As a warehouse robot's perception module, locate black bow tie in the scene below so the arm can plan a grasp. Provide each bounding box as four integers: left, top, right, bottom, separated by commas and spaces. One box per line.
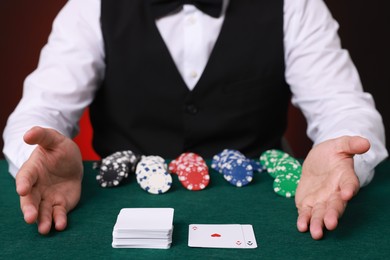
150, 0, 223, 19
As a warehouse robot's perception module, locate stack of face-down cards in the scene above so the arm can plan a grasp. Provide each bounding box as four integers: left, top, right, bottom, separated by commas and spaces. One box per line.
112, 208, 174, 249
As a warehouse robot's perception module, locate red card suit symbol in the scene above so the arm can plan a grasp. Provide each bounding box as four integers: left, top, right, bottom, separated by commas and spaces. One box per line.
211, 233, 221, 237
192, 226, 198, 230
236, 241, 242, 245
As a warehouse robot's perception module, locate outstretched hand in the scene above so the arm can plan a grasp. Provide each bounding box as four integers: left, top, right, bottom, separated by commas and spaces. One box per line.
15, 126, 83, 234
295, 136, 370, 240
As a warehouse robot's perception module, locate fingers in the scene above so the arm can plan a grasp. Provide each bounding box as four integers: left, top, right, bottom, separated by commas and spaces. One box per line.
297, 207, 311, 233
16, 153, 41, 224
18, 162, 41, 224
323, 196, 345, 231
20, 190, 41, 224
340, 179, 359, 201
37, 202, 68, 234
297, 197, 347, 240
22, 198, 68, 235
16, 163, 39, 196
308, 202, 327, 240
337, 164, 360, 201
37, 200, 54, 235
53, 206, 68, 231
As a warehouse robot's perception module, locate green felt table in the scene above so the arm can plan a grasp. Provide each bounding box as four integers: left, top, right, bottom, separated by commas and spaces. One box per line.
1, 159, 389, 259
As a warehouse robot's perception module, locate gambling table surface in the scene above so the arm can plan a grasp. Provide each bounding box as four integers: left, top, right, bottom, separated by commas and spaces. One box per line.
1, 160, 389, 259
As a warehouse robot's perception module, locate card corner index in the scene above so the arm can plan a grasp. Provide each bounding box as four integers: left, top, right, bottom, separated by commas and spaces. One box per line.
241, 224, 258, 249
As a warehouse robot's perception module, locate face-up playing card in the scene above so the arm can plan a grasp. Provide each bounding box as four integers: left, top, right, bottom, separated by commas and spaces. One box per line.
188, 224, 257, 249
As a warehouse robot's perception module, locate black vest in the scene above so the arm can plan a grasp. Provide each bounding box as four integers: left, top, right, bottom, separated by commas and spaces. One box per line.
90, 0, 291, 158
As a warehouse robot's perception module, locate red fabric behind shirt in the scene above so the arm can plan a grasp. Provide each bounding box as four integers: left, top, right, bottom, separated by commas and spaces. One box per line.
73, 109, 100, 160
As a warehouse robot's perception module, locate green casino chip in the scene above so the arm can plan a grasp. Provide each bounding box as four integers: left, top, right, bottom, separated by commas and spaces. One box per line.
260, 149, 301, 178
272, 159, 302, 178
260, 149, 289, 168
273, 174, 300, 198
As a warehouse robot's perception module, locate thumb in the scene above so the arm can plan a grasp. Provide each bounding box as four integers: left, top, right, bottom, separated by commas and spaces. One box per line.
337, 136, 367, 200
341, 136, 370, 156
23, 126, 65, 150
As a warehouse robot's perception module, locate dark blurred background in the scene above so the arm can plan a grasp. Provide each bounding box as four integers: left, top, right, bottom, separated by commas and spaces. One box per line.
0, 0, 389, 159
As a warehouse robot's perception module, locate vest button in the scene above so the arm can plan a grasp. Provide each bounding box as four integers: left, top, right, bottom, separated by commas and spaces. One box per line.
185, 104, 198, 115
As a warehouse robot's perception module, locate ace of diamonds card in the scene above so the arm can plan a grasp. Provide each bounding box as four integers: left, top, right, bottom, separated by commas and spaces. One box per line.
188, 224, 257, 249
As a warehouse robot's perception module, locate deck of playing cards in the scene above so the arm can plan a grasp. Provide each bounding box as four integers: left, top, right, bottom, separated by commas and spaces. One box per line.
112, 208, 174, 249
188, 224, 257, 249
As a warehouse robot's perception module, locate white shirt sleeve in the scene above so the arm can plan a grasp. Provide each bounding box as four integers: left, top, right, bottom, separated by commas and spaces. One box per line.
2, 0, 105, 177
284, 0, 388, 186
3, 0, 388, 184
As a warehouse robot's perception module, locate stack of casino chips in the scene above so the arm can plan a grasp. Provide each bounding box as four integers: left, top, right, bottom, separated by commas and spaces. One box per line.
95, 150, 140, 188
169, 153, 210, 191
260, 149, 302, 198
135, 156, 173, 194
211, 149, 264, 187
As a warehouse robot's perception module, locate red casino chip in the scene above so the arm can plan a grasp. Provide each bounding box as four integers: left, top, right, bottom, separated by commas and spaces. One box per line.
168, 159, 178, 173
177, 162, 210, 191
176, 153, 204, 164
170, 152, 207, 174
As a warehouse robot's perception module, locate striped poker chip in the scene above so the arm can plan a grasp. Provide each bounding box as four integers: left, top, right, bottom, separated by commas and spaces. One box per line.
176, 161, 208, 173
136, 156, 172, 194
259, 149, 302, 198
168, 159, 178, 173
249, 159, 265, 173
103, 150, 140, 165
260, 149, 290, 171
95, 150, 140, 188
136, 161, 166, 178
175, 152, 205, 164
211, 149, 245, 173
273, 173, 300, 198
177, 162, 210, 191
137, 171, 172, 194
140, 155, 165, 164
210, 154, 221, 172
170, 152, 206, 174
120, 150, 142, 172
96, 162, 127, 188
222, 158, 254, 187
260, 149, 301, 178
139, 155, 167, 170
211, 149, 261, 187
274, 160, 302, 178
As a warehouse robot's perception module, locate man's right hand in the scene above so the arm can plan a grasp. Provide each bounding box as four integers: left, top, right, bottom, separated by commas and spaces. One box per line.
15, 126, 83, 235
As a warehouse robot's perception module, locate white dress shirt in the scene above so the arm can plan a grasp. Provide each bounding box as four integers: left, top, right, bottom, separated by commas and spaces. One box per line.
3, 0, 388, 186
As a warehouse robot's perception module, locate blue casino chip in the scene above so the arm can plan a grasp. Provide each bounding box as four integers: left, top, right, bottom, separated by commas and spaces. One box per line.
222, 158, 254, 187
212, 149, 245, 172
249, 159, 265, 173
